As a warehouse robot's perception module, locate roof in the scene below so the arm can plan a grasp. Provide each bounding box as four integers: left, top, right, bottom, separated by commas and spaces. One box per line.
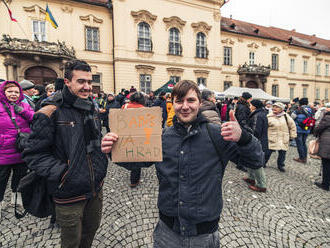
70, 0, 109, 7
221, 17, 330, 53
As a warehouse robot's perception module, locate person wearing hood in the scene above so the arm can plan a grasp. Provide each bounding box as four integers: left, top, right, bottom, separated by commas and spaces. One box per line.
35, 84, 55, 111
266, 102, 297, 172
243, 99, 268, 192
0, 81, 34, 219
199, 89, 221, 125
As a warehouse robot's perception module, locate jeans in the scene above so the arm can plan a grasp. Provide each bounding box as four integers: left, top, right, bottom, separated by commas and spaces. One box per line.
247, 167, 267, 188
0, 163, 27, 202
265, 149, 286, 168
130, 168, 141, 184
153, 220, 220, 248
296, 133, 308, 160
322, 158, 330, 187
55, 190, 103, 248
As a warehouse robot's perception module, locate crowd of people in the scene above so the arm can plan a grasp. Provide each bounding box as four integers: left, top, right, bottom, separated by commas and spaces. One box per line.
0, 59, 329, 247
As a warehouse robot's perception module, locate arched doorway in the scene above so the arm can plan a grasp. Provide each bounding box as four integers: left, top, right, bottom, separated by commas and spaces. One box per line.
246, 80, 258, 88
24, 66, 57, 85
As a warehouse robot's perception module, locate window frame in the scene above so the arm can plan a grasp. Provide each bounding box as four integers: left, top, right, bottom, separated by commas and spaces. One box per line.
303, 60, 308, 74
197, 77, 207, 87
303, 87, 307, 98
169, 27, 182, 56
325, 64, 329, 76
224, 81, 232, 91
170, 76, 181, 83
140, 74, 152, 94
271, 85, 279, 97
316, 62, 321, 76
290, 58, 295, 73
289, 87, 294, 99
223, 47, 232, 66
85, 26, 100, 51
196, 32, 208, 59
32, 20, 46, 42
249, 52, 255, 65
271, 54, 279, 70
138, 22, 152, 52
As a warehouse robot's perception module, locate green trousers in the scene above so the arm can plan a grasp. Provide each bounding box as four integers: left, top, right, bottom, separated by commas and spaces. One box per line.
55, 190, 103, 248
247, 167, 267, 188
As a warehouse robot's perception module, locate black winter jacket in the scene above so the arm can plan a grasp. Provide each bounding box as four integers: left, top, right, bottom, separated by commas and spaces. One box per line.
23, 87, 108, 204
235, 100, 250, 125
248, 108, 269, 152
314, 111, 330, 159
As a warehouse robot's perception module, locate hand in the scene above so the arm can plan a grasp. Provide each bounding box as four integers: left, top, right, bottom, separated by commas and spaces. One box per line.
13, 103, 24, 114
221, 110, 242, 142
101, 132, 119, 153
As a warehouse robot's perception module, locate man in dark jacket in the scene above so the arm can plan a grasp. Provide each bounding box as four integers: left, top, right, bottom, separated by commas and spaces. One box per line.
101, 80, 263, 247
153, 91, 167, 127
23, 60, 108, 248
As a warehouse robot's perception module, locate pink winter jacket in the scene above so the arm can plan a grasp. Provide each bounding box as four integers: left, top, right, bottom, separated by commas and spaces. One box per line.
0, 81, 34, 165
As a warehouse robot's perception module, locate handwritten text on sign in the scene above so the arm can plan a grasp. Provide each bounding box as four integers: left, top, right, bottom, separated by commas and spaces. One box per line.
109, 107, 163, 162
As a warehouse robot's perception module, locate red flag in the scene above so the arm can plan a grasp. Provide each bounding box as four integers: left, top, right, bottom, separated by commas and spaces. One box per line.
2, 0, 17, 22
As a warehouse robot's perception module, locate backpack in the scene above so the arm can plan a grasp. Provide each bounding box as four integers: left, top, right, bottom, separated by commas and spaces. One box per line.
299, 107, 315, 131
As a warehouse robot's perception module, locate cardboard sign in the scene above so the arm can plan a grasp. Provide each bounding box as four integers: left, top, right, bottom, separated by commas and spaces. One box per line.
109, 107, 163, 162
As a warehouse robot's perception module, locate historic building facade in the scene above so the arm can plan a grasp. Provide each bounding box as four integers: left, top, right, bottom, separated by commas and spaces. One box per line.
1, 0, 329, 101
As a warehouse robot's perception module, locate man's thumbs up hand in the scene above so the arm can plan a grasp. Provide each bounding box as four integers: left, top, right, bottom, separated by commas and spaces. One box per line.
221, 110, 242, 142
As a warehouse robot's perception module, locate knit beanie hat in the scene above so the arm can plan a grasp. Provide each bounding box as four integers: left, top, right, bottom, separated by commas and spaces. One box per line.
250, 99, 263, 109
273, 102, 285, 110
242, 92, 252, 100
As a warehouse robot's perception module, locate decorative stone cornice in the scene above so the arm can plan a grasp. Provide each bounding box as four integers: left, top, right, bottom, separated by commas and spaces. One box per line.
163, 16, 186, 31
61, 5, 73, 13
23, 5, 46, 15
135, 64, 155, 74
237, 63, 271, 76
191, 22, 212, 35
166, 67, 184, 75
131, 10, 157, 26
270, 46, 281, 53
303, 55, 310, 59
0, 34, 76, 59
221, 38, 235, 45
193, 69, 209, 78
80, 14, 103, 24
289, 53, 297, 57
247, 42, 259, 49
213, 10, 221, 21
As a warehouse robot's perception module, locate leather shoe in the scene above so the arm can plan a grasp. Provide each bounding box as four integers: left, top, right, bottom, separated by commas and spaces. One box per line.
278, 167, 286, 172
248, 185, 266, 193
314, 182, 329, 191
293, 158, 306, 164
243, 177, 255, 185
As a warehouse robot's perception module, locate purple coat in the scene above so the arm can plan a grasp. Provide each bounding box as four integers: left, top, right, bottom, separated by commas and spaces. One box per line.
0, 81, 34, 165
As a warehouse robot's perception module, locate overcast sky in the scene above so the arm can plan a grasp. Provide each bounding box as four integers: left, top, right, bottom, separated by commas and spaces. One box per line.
221, 0, 330, 40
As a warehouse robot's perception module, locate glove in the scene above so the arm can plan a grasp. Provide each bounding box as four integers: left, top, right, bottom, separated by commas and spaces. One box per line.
13, 103, 24, 114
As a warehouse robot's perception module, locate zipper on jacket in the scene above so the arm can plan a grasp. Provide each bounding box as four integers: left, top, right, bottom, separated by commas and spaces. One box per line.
87, 153, 96, 197
57, 121, 75, 127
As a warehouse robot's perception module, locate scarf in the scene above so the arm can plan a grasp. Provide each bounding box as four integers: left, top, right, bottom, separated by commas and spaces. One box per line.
62, 86, 100, 153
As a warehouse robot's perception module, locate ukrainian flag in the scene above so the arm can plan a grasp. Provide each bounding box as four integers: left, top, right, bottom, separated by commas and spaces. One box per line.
45, 4, 58, 29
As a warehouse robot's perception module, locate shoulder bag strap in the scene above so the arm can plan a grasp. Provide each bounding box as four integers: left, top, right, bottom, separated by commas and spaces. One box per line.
206, 123, 226, 175
2, 103, 21, 132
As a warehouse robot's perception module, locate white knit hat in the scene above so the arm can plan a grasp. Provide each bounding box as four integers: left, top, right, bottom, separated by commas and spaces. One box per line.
273, 102, 285, 110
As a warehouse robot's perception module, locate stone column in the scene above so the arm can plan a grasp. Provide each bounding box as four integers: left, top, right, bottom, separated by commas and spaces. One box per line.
4, 56, 18, 81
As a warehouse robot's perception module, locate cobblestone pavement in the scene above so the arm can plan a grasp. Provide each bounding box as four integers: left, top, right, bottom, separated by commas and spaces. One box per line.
1, 142, 330, 248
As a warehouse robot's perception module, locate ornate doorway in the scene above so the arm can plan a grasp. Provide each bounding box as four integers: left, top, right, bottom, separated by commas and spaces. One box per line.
24, 66, 57, 85
246, 80, 258, 88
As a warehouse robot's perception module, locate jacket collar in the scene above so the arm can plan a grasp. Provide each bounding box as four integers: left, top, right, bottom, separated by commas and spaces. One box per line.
62, 86, 93, 112
173, 114, 208, 136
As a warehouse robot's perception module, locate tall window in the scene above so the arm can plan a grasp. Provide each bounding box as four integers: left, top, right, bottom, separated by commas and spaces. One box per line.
140, 74, 151, 94
325, 64, 329, 76
223, 47, 232, 65
315, 88, 320, 99
303, 60, 308, 73
272, 85, 278, 97
224, 81, 232, 91
170, 76, 180, 83
271, 54, 279, 70
33, 20, 46, 42
325, 89, 328, 100
169, 28, 181, 55
290, 87, 294, 99
86, 27, 99, 51
249, 52, 255, 65
138, 22, 152, 52
197, 77, 206, 86
196, 32, 207, 58
303, 87, 307, 98
290, 58, 295, 72
92, 74, 101, 84
316, 62, 321, 75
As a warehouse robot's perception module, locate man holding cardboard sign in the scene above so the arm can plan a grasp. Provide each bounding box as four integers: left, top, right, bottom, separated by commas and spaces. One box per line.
102, 80, 264, 247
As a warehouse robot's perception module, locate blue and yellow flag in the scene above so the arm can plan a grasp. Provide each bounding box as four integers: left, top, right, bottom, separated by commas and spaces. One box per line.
45, 4, 58, 29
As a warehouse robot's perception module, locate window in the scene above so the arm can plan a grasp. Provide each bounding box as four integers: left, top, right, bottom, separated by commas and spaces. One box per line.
196, 32, 207, 58
169, 28, 182, 55
290, 87, 294, 99
223, 47, 232, 65
303, 60, 308, 73
197, 77, 206, 87
325, 88, 328, 100
315, 88, 320, 99
316, 62, 321, 75
303, 87, 307, 98
249, 52, 255, 65
271, 85, 278, 97
33, 20, 46, 42
86, 27, 99, 51
92, 74, 101, 84
271, 54, 279, 70
224, 81, 232, 91
140, 74, 151, 94
170, 76, 180, 83
325, 64, 329, 76
138, 22, 152, 52
290, 58, 295, 73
